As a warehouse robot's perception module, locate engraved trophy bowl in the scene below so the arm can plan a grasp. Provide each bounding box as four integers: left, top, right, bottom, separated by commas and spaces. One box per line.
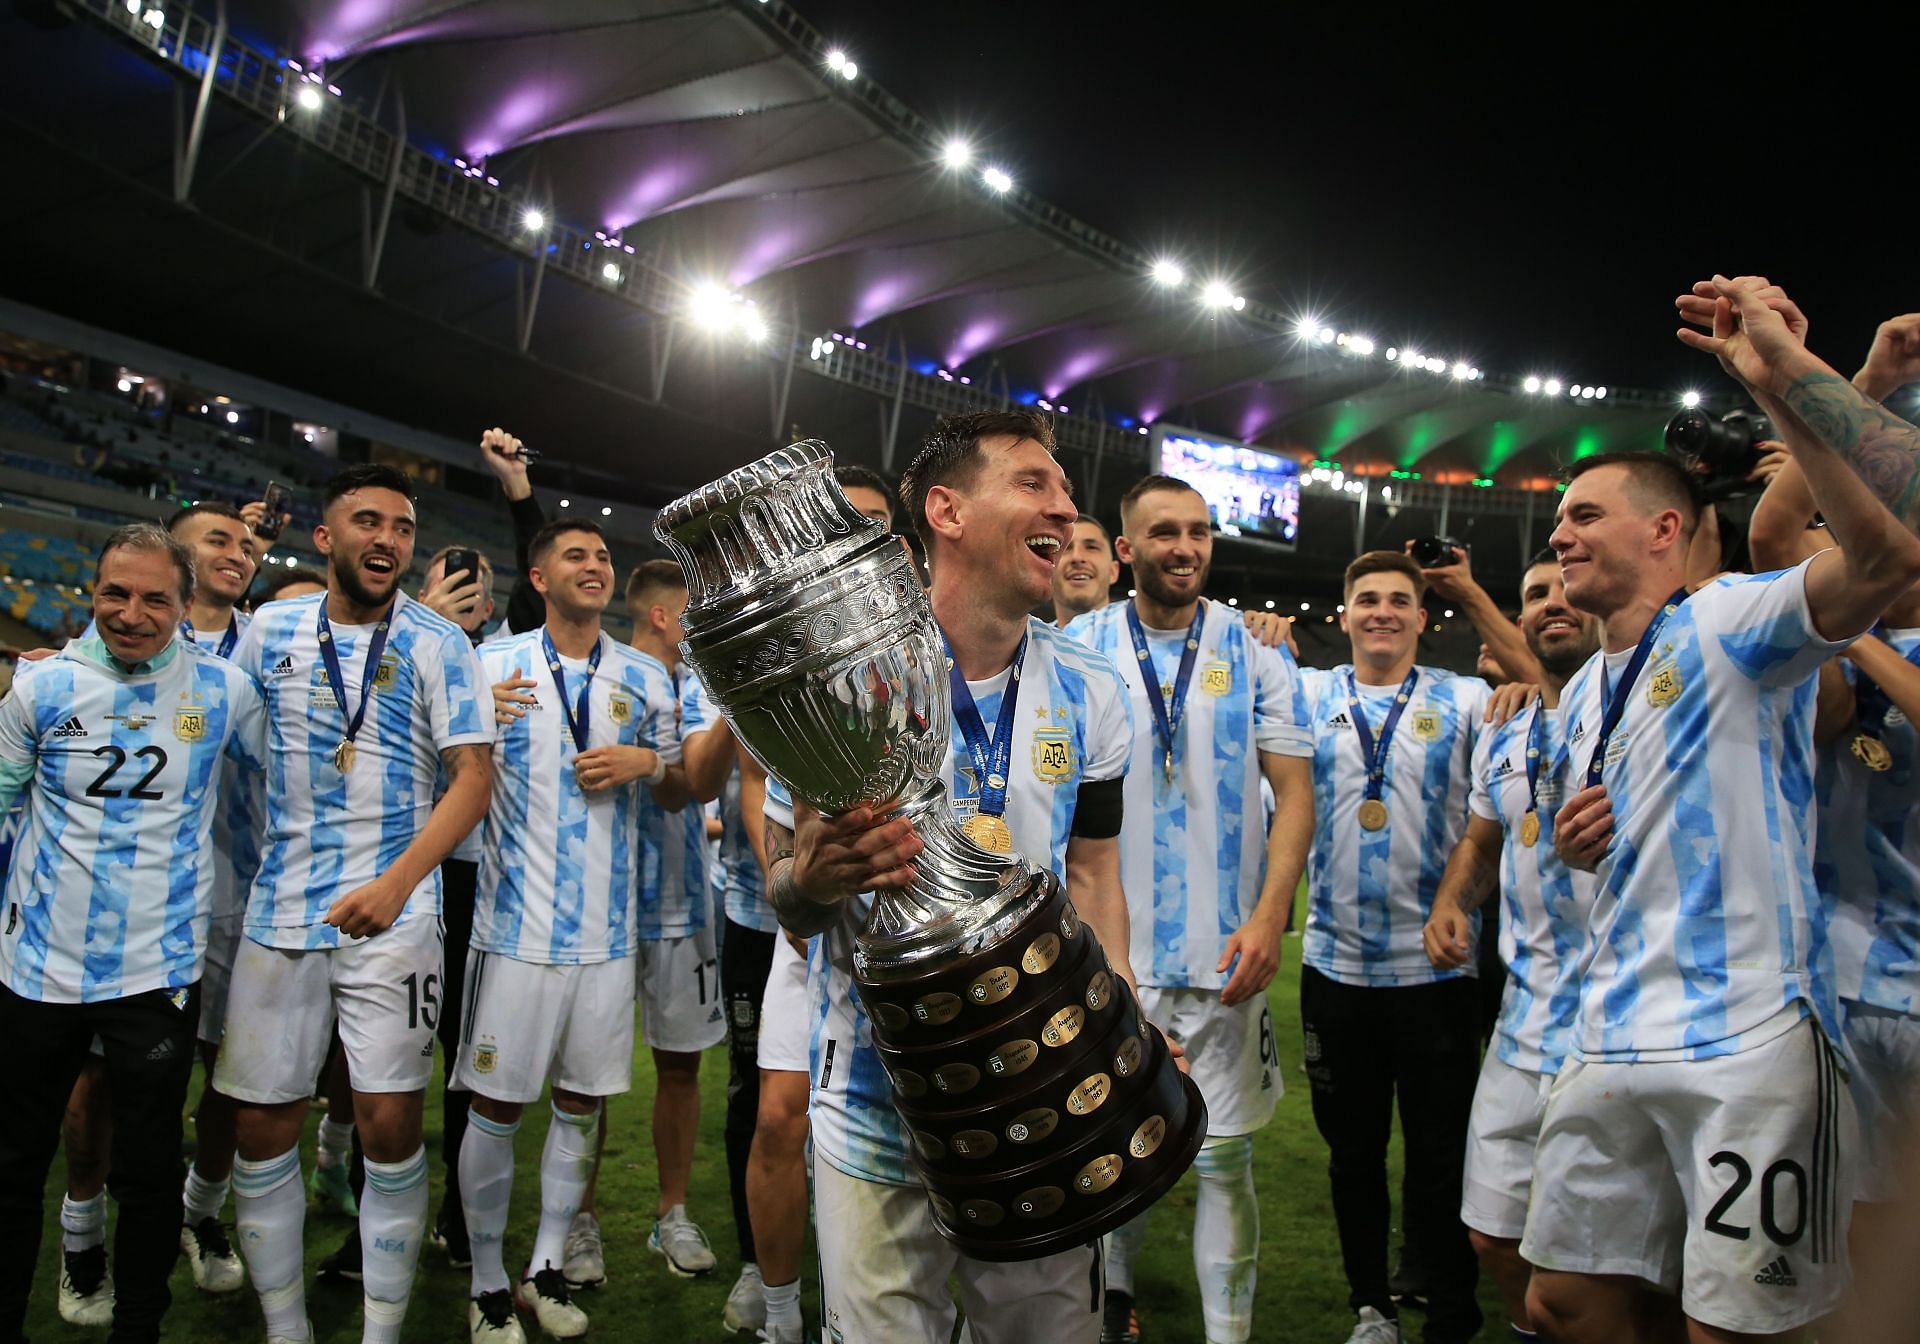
655, 440, 1205, 1261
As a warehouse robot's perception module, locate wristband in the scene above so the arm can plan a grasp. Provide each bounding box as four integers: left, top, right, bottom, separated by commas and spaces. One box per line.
645, 753, 669, 786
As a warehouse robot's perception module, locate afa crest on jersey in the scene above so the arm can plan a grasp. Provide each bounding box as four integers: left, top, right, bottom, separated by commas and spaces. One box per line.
1032, 728, 1074, 784
608, 693, 633, 725
173, 707, 207, 743
1202, 660, 1232, 696
471, 1041, 497, 1074
372, 655, 400, 692
1647, 661, 1683, 708
1410, 709, 1442, 742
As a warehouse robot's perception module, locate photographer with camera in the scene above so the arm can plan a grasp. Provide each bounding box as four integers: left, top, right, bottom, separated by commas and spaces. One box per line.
1405, 539, 1546, 690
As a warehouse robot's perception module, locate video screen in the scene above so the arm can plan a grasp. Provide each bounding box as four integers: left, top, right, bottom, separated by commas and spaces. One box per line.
1153, 427, 1300, 548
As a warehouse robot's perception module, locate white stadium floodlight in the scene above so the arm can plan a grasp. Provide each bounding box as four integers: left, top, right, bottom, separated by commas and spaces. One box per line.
1594, 385, 1607, 399
1201, 281, 1235, 309
296, 84, 322, 111
1523, 376, 1542, 394
982, 166, 1013, 194
1451, 362, 1470, 380
688, 282, 737, 332
825, 50, 846, 72
521, 208, 546, 232
1150, 259, 1185, 286
1543, 379, 1561, 396
941, 139, 973, 170
1682, 390, 1701, 408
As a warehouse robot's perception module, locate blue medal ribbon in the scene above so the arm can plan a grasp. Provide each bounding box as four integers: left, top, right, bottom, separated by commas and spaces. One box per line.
1345, 667, 1420, 802
182, 616, 238, 660
1126, 599, 1206, 783
1584, 587, 1688, 788
946, 631, 1027, 820
1524, 699, 1546, 813
316, 600, 395, 756
544, 628, 604, 753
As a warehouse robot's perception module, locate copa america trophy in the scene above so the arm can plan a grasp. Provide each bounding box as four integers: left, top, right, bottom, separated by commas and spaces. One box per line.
654, 440, 1205, 1262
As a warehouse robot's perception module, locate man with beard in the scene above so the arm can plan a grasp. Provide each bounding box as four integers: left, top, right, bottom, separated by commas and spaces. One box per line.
1067, 475, 1315, 1344
1421, 550, 1599, 1337
1054, 514, 1120, 627
0, 524, 266, 1344
1299, 550, 1491, 1344
218, 464, 494, 1344
456, 520, 674, 1343
764, 410, 1135, 1343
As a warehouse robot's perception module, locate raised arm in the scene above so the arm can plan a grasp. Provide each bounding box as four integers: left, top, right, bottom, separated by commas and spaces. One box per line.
1411, 543, 1546, 687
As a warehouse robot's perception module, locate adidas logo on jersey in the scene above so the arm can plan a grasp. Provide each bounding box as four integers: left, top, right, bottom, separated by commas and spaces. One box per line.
270, 655, 296, 677
1568, 720, 1588, 745
1489, 755, 1514, 779
1326, 712, 1351, 728
1754, 1256, 1797, 1287
51, 715, 88, 739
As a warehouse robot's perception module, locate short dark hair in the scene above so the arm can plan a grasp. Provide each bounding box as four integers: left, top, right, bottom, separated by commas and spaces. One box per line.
626, 557, 687, 610
323, 463, 415, 511
1343, 549, 1426, 601
898, 410, 1057, 557
833, 464, 894, 518
1118, 474, 1204, 532
96, 522, 195, 605
258, 564, 328, 601
1520, 547, 1560, 601
529, 519, 608, 571
1073, 513, 1111, 542
1564, 451, 1701, 535
165, 501, 247, 535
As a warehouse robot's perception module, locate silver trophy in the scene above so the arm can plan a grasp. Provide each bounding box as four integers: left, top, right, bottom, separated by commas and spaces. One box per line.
655, 440, 1204, 1260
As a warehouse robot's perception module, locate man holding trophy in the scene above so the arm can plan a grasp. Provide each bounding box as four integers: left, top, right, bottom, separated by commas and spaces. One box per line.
656, 411, 1184, 1343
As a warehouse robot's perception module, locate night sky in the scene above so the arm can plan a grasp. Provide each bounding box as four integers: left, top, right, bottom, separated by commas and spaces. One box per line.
798, 2, 1911, 395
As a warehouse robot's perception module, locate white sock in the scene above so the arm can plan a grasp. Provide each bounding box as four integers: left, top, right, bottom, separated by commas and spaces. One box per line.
1193, 1136, 1259, 1344
460, 1109, 520, 1296
528, 1104, 598, 1275
182, 1165, 230, 1226
1102, 1211, 1147, 1298
359, 1146, 428, 1338
764, 1276, 802, 1332
60, 1193, 107, 1253
316, 1116, 354, 1170
232, 1147, 308, 1340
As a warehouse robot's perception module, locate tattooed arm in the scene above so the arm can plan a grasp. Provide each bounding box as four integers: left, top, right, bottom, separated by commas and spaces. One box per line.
1422, 814, 1503, 971
765, 802, 923, 940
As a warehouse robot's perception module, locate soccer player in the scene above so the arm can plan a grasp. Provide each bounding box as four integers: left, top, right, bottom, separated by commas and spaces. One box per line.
1420, 550, 1600, 1336
1068, 475, 1314, 1344
1298, 550, 1491, 1344
454, 519, 677, 1343
168, 501, 271, 1294
217, 464, 494, 1344
1054, 514, 1120, 627
767, 409, 1135, 1343
0, 523, 266, 1344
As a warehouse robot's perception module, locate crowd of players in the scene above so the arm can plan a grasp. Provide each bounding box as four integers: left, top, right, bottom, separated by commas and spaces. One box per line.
2, 275, 1919, 1344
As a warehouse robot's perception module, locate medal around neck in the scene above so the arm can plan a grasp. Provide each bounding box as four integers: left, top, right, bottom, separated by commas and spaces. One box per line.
655, 440, 1205, 1261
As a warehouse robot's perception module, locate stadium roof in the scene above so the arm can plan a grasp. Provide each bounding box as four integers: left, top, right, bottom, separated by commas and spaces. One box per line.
0, 0, 1681, 499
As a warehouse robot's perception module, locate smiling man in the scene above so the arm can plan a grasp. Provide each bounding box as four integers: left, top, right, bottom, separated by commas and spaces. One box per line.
1068, 475, 1314, 1344
1054, 514, 1121, 627
1420, 550, 1600, 1337
0, 524, 266, 1344
763, 409, 1135, 1343
1299, 551, 1491, 1344
216, 464, 494, 1344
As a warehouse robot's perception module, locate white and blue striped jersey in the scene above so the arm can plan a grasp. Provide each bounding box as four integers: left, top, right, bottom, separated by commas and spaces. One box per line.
1467, 704, 1594, 1073
1300, 666, 1489, 987
232, 591, 493, 950
1812, 628, 1920, 1016
0, 634, 266, 1002
767, 617, 1134, 1185
636, 668, 708, 940
473, 629, 668, 964
719, 766, 776, 934
1555, 561, 1846, 1062
185, 614, 260, 922
1068, 600, 1312, 989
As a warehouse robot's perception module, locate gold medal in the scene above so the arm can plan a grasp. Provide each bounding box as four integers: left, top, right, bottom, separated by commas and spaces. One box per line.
333, 739, 357, 774
1357, 798, 1389, 831
964, 812, 1015, 853
1519, 810, 1541, 848
1852, 734, 1894, 772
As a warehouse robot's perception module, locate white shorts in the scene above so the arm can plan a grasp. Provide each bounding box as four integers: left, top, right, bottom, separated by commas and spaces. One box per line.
1135, 985, 1279, 1137
1461, 1050, 1551, 1240
1842, 1001, 1920, 1203
1520, 1015, 1855, 1334
636, 927, 725, 1053
196, 915, 244, 1047
757, 932, 811, 1073
213, 918, 443, 1104
812, 1152, 1100, 1344
452, 952, 637, 1103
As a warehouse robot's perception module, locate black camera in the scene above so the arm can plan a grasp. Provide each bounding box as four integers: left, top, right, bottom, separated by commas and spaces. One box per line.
1409, 536, 1465, 568
1663, 407, 1772, 502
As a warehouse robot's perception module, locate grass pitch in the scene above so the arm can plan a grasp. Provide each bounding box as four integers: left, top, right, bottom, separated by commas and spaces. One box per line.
28, 930, 1508, 1341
